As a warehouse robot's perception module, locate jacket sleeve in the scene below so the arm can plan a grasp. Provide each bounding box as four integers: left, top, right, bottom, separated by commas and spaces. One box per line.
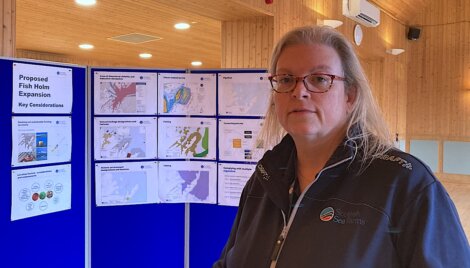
395, 180, 470, 267
212, 176, 254, 268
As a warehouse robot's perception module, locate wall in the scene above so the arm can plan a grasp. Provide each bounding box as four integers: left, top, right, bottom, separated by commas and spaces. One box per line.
406, 0, 470, 235
221, 0, 408, 136
1, 0, 15, 57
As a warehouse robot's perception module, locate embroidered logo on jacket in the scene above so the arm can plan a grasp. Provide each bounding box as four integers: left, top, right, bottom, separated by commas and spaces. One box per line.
256, 164, 270, 181
321, 207, 366, 225
320, 207, 335, 221
377, 154, 413, 170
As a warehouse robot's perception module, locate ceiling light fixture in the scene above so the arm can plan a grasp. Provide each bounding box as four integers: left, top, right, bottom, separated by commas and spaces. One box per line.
386, 48, 405, 55
317, 19, 343, 28
139, 53, 152, 59
79, 43, 94, 50
191, 61, 202, 66
75, 0, 96, 6
174, 23, 190, 30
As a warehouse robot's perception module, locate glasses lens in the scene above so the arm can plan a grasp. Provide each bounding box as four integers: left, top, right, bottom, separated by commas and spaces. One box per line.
305, 74, 332, 92
272, 75, 295, 92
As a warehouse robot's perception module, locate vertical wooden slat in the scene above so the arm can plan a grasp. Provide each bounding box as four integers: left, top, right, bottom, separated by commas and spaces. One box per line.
1, 0, 16, 57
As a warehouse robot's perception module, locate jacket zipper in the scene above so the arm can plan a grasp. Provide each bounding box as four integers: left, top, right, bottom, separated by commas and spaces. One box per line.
269, 155, 353, 268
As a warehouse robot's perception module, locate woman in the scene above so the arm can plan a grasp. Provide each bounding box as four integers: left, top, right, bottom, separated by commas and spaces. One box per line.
214, 25, 470, 267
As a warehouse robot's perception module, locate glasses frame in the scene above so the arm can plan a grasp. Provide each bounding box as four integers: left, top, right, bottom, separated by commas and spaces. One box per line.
268, 73, 346, 93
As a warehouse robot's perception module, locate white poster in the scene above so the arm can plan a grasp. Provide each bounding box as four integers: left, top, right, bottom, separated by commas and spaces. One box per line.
218, 72, 271, 116
158, 73, 216, 116
94, 117, 157, 160
158, 117, 216, 160
12, 116, 72, 167
95, 161, 159, 206
218, 163, 255, 206
94, 71, 158, 115
158, 161, 217, 204
12, 62, 73, 114
11, 164, 72, 221
219, 118, 265, 162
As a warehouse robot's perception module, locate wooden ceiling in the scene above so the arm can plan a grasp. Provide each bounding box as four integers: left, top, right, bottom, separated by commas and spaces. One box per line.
16, 0, 438, 68
16, 0, 272, 68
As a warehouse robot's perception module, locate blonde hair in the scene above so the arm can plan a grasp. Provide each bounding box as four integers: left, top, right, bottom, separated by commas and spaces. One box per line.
258, 25, 393, 164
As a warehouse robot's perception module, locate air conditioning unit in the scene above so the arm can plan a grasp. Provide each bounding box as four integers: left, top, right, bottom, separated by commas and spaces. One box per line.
342, 0, 380, 27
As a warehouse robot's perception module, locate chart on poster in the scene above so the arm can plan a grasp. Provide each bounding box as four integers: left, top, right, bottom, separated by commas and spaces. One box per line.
158, 161, 217, 204
95, 161, 159, 206
158, 73, 216, 116
94, 71, 158, 115
11, 116, 72, 167
218, 72, 270, 116
94, 117, 157, 160
218, 118, 265, 162
11, 164, 72, 221
158, 117, 216, 160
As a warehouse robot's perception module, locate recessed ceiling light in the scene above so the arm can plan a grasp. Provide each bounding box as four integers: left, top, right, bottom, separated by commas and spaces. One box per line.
174, 23, 190, 30
75, 0, 96, 6
191, 61, 202, 66
79, 43, 94, 50
139, 53, 152, 59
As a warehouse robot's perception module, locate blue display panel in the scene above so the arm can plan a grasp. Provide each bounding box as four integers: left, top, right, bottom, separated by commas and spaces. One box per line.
1, 59, 86, 268
189, 204, 238, 267
90, 68, 185, 268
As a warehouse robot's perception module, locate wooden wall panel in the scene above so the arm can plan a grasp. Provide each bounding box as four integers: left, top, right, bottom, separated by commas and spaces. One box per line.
407, 23, 470, 139
16, 49, 115, 67
223, 0, 408, 135
221, 16, 273, 68
1, 0, 15, 57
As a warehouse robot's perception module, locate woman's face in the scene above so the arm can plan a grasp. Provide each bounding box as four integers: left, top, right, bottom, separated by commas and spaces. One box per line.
273, 43, 356, 142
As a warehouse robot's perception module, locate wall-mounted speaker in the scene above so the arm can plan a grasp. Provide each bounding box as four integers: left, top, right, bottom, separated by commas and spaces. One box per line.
407, 27, 421, 40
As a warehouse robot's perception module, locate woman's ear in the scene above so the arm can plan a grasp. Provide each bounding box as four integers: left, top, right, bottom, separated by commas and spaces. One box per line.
346, 86, 357, 113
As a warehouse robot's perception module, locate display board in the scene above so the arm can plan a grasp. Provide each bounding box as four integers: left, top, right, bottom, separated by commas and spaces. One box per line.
90, 67, 269, 267
1, 58, 86, 268
90, 68, 185, 268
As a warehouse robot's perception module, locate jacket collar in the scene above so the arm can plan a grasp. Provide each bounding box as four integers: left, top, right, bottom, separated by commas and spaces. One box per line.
255, 131, 359, 213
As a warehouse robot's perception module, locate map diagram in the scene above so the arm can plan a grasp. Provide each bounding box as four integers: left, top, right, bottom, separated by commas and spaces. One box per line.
100, 171, 147, 205
95, 162, 158, 206
94, 117, 157, 160
98, 82, 138, 113
98, 126, 146, 159
158, 162, 216, 203
158, 73, 216, 115
218, 73, 271, 116
94, 72, 158, 115
162, 83, 192, 113
159, 119, 217, 160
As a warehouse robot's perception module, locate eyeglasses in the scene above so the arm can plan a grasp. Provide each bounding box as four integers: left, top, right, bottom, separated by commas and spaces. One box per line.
268, 73, 346, 93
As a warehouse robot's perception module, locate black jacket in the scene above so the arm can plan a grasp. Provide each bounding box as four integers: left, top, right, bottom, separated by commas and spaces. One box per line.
214, 134, 470, 267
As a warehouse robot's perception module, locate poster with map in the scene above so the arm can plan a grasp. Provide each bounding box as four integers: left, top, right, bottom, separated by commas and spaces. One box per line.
158, 161, 216, 204
12, 116, 72, 167
95, 161, 159, 206
94, 71, 157, 115
11, 164, 72, 221
158, 117, 216, 160
94, 117, 157, 160
218, 72, 271, 116
218, 118, 265, 162
157, 73, 216, 116
218, 163, 255, 206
